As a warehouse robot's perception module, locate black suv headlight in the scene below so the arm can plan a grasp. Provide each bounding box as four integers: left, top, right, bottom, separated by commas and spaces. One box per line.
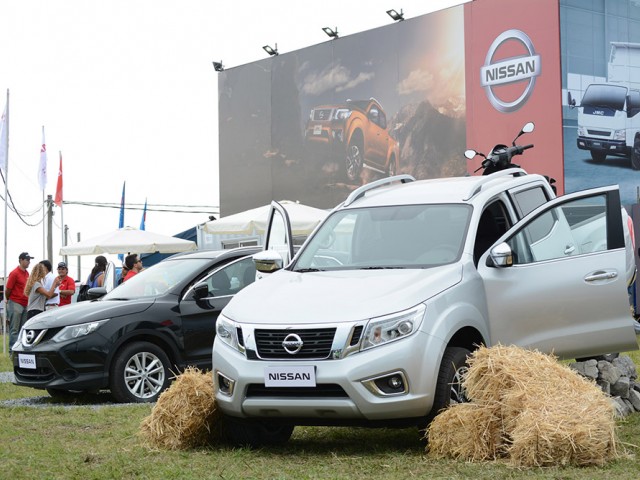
52, 320, 109, 343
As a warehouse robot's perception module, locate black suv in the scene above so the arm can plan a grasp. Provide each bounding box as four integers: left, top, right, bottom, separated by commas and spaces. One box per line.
12, 247, 259, 402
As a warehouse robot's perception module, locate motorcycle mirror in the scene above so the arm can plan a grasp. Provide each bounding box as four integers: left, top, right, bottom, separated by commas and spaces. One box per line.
522, 122, 534, 133
464, 149, 478, 160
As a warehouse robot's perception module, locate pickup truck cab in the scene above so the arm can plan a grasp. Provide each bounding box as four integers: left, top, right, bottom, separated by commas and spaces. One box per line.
212, 171, 639, 446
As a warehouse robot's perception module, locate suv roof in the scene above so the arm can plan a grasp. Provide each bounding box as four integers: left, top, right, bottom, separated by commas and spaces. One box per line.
342, 170, 548, 209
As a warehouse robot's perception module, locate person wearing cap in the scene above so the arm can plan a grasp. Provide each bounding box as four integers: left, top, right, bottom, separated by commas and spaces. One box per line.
56, 262, 76, 306
4, 252, 33, 350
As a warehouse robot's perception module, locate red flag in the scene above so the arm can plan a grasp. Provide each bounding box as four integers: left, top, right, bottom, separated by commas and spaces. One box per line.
54, 152, 63, 207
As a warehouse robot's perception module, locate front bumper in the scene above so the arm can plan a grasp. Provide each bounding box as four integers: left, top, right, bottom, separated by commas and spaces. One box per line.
212, 330, 445, 424
12, 339, 110, 391
577, 136, 628, 155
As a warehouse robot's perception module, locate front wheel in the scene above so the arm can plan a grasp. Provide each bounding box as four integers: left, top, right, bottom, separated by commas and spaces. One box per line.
631, 136, 640, 170
109, 342, 172, 403
345, 137, 363, 182
590, 150, 606, 163
387, 156, 397, 177
421, 346, 470, 430
222, 416, 294, 447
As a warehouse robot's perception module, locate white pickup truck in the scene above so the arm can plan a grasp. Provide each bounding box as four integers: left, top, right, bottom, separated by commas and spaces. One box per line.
212, 158, 639, 446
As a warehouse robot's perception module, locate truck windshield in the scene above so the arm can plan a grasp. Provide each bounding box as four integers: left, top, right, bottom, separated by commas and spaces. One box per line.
292, 204, 471, 271
581, 84, 627, 111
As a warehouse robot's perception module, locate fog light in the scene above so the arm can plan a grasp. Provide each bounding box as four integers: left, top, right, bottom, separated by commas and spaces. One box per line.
217, 372, 235, 396
362, 371, 408, 396
388, 375, 403, 389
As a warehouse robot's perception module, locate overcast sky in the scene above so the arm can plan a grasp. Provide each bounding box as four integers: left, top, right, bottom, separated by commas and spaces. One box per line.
0, 0, 466, 279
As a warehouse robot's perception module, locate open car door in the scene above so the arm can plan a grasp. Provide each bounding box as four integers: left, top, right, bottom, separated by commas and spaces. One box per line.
479, 185, 638, 359
254, 201, 294, 278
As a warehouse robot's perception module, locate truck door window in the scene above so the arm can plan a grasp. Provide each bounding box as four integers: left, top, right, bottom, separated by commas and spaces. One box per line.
511, 187, 549, 218
474, 201, 511, 265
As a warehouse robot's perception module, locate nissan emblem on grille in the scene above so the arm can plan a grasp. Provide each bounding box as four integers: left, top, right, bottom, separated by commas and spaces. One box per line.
25, 330, 36, 345
282, 333, 304, 354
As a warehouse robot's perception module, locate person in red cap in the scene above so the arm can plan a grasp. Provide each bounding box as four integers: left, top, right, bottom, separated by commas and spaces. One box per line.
4, 252, 33, 350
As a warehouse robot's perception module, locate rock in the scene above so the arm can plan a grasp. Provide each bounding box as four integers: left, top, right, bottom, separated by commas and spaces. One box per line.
612, 356, 637, 380
597, 380, 611, 395
629, 388, 640, 412
598, 361, 622, 384
570, 359, 598, 379
612, 397, 633, 418
611, 376, 631, 398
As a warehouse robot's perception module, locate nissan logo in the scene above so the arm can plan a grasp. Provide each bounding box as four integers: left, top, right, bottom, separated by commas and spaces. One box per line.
282, 333, 304, 355
480, 29, 541, 113
25, 330, 36, 344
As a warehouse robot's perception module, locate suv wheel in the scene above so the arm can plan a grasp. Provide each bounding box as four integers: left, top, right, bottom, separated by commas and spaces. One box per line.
422, 346, 470, 430
109, 342, 171, 403
632, 136, 640, 170
223, 416, 294, 447
346, 137, 363, 182
387, 156, 397, 177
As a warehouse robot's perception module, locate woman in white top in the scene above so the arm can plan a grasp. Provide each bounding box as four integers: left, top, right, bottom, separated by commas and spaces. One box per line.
24, 263, 61, 320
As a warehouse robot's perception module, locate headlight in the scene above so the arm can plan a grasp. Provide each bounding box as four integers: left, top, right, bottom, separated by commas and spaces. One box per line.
216, 315, 240, 351
577, 126, 586, 137
334, 108, 352, 120
613, 129, 626, 141
362, 304, 426, 350
53, 320, 109, 343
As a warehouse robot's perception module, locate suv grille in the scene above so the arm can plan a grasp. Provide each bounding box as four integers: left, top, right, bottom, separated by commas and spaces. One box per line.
246, 383, 348, 398
587, 129, 609, 137
255, 328, 336, 359
312, 109, 333, 121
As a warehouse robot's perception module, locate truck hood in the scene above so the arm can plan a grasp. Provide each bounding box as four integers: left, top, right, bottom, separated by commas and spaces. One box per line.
23, 299, 154, 329
224, 264, 463, 325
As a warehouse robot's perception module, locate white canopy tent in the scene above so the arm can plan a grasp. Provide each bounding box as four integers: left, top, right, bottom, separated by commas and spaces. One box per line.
203, 200, 329, 237
59, 226, 197, 256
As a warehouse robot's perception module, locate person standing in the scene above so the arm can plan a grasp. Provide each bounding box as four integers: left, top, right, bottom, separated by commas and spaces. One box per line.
40, 260, 60, 311
86, 255, 108, 288
123, 254, 143, 282
56, 262, 76, 306
5, 252, 33, 350
24, 263, 61, 320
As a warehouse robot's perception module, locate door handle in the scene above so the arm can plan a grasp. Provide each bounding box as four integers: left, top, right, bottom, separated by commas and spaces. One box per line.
584, 271, 618, 282
564, 244, 575, 255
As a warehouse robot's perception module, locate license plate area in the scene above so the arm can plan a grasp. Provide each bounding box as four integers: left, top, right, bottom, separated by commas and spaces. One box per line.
18, 354, 37, 370
313, 125, 322, 135
264, 365, 316, 387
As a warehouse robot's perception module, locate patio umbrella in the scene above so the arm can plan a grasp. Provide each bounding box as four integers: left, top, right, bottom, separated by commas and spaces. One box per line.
59, 226, 197, 256
203, 200, 328, 236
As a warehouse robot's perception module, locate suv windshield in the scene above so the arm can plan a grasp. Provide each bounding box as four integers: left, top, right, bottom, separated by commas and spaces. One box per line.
102, 258, 211, 299
292, 204, 471, 270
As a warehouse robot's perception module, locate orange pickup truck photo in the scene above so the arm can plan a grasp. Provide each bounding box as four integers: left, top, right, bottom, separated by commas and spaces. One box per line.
304, 98, 400, 182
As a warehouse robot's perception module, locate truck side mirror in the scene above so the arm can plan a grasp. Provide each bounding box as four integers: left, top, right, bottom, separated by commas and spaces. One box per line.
567, 91, 576, 109
488, 242, 513, 268
253, 250, 284, 274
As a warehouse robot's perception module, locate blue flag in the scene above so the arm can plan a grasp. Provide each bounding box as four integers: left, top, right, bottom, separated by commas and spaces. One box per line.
140, 198, 147, 231
118, 181, 126, 261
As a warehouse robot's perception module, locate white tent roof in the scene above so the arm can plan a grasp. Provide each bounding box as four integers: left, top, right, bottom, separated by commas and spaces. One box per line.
59, 226, 197, 256
203, 200, 328, 236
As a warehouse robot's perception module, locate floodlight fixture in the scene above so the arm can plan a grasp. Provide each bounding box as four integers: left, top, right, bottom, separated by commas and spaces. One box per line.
212, 61, 224, 72
263, 43, 279, 56
322, 27, 339, 39
386, 9, 404, 21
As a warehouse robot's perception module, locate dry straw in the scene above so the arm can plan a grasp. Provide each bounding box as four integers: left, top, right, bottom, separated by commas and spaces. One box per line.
139, 367, 223, 450
427, 344, 619, 467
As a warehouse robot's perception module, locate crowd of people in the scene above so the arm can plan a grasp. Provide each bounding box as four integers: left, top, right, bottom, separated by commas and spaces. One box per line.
3, 251, 143, 352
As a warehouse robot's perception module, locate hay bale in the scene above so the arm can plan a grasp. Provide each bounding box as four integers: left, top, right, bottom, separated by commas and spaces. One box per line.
427, 403, 504, 461
427, 344, 620, 467
139, 367, 223, 450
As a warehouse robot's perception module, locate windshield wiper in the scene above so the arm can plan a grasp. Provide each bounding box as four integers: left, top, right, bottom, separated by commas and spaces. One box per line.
359, 266, 405, 270
294, 268, 325, 273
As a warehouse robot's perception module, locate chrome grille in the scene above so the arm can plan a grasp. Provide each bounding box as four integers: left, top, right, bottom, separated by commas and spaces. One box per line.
255, 328, 336, 359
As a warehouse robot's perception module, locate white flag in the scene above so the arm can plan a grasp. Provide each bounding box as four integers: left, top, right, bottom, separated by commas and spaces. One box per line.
38, 126, 47, 191
0, 102, 7, 174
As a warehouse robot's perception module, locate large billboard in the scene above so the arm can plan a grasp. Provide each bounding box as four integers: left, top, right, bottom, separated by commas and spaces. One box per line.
219, 0, 640, 215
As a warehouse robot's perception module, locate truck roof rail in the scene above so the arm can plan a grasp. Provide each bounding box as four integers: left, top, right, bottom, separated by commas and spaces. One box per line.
463, 168, 528, 201
344, 175, 415, 207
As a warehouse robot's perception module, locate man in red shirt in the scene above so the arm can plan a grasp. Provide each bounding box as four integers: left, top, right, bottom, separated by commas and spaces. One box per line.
56, 262, 76, 307
5, 252, 33, 350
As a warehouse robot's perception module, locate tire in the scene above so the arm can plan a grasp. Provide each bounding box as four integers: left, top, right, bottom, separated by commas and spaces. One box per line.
109, 341, 172, 403
590, 150, 606, 163
632, 136, 640, 171
421, 346, 470, 430
222, 416, 294, 448
345, 136, 363, 182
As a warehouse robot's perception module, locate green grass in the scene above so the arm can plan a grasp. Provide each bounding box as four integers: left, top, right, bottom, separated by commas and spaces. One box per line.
1, 335, 640, 479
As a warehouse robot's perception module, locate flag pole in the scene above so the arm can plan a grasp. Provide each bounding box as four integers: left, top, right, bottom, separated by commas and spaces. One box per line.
57, 151, 64, 256
2, 89, 9, 354
41, 126, 46, 258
